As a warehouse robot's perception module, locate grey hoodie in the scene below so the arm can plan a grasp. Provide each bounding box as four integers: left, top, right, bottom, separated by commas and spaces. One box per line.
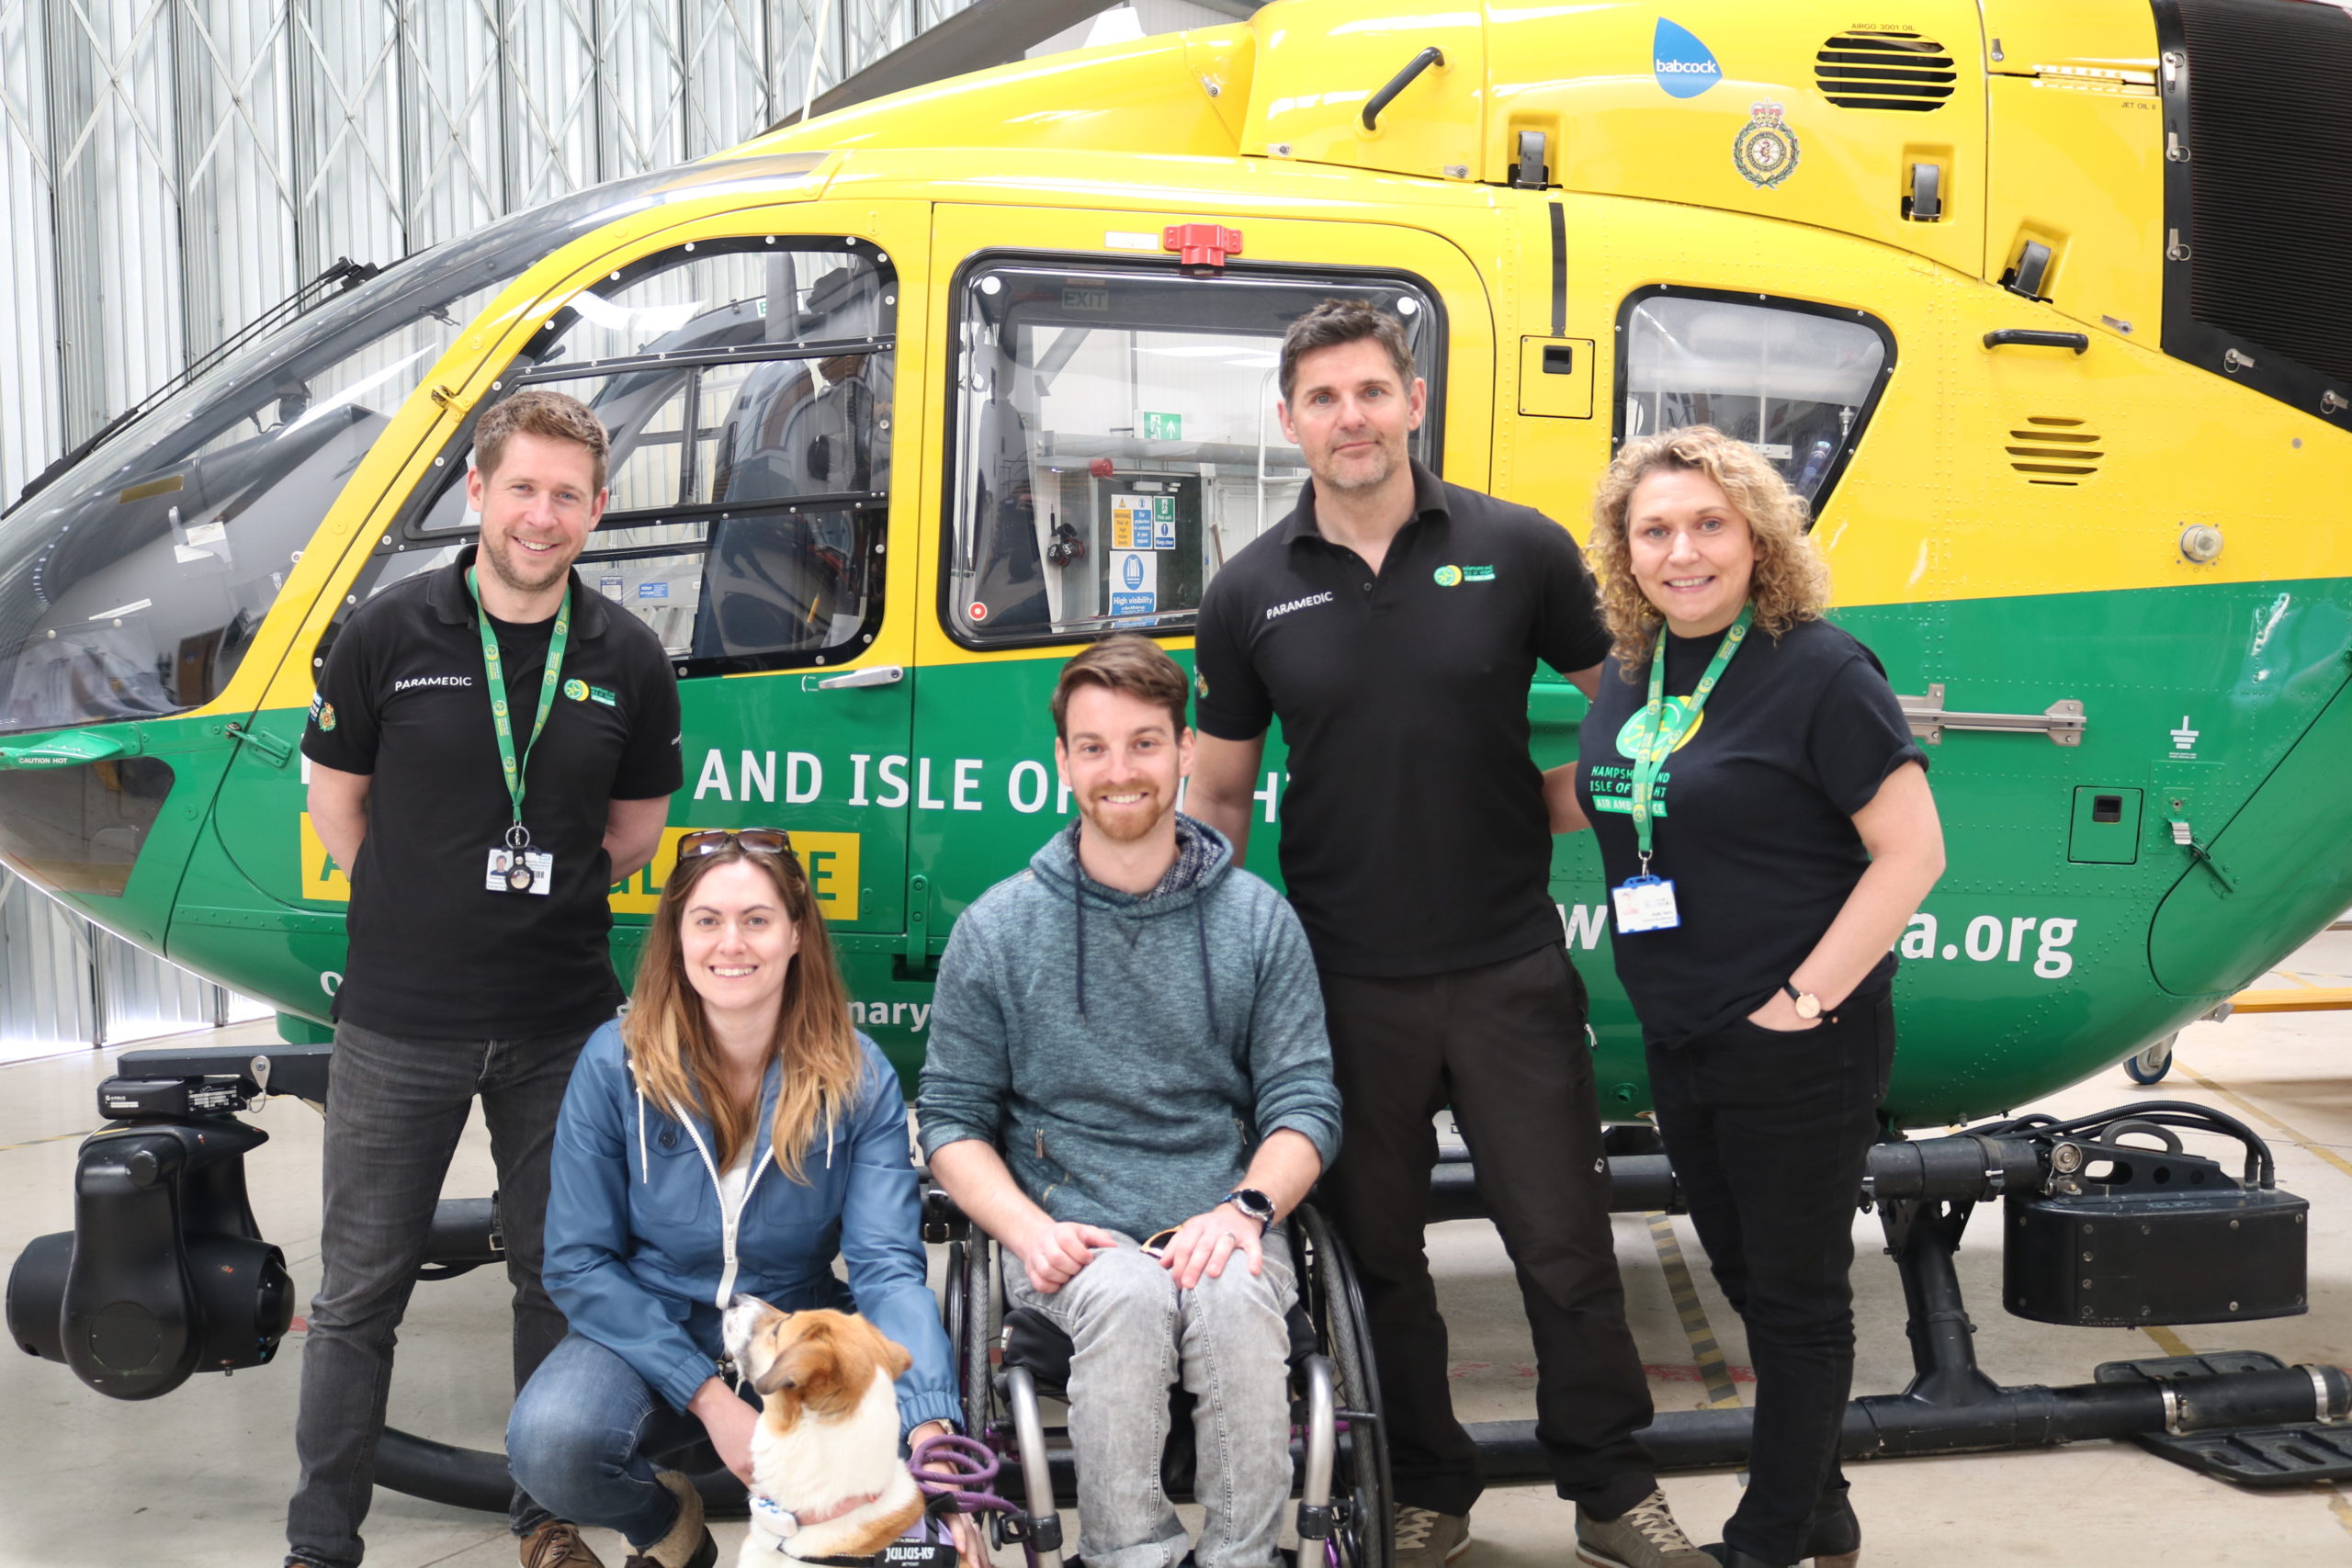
917, 815, 1342, 1242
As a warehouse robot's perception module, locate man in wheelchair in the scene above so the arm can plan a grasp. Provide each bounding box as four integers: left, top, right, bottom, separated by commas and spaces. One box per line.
921, 635, 1344, 1568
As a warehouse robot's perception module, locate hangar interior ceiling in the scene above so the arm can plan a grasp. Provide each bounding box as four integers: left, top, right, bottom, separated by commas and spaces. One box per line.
0, 0, 1236, 1049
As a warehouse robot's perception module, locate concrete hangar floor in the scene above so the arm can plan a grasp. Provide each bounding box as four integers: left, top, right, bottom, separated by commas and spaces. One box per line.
3, 932, 2347, 1567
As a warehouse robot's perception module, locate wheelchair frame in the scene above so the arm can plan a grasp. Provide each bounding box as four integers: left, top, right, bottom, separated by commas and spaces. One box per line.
926, 1197, 1392, 1568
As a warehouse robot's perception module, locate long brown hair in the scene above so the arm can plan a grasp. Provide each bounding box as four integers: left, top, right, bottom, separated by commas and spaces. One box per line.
621, 842, 864, 1181
1587, 425, 1832, 681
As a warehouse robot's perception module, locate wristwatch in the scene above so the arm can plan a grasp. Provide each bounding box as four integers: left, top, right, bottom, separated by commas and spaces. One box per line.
1222, 1188, 1276, 1232
1782, 981, 1823, 1021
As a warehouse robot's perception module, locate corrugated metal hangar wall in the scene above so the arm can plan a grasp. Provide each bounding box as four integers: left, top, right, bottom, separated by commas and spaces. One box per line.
0, 0, 1234, 1053
0, 0, 995, 513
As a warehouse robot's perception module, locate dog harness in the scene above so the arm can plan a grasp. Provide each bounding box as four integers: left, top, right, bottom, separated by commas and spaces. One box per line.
750, 1490, 960, 1567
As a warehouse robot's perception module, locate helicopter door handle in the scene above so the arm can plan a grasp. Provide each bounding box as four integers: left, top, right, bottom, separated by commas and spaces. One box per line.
1363, 47, 1445, 130
1897, 684, 2086, 746
806, 664, 904, 692
1983, 329, 2089, 355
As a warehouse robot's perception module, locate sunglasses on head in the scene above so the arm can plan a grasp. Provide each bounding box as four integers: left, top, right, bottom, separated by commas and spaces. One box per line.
675, 827, 797, 861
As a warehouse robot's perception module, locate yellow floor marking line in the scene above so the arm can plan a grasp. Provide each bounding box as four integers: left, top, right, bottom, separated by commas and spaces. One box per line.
2181, 1067, 2352, 1185
0, 1128, 96, 1154
2330, 1485, 2352, 1540
2140, 1325, 2195, 1358
1647, 1212, 1744, 1410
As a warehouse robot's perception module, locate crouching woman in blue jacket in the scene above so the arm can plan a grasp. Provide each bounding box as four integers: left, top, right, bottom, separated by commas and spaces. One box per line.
508, 829, 961, 1568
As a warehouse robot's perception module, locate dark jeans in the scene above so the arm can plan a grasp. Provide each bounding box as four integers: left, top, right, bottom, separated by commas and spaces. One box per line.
1317, 943, 1656, 1520
508, 1333, 751, 1549
286, 1018, 598, 1568
1645, 987, 1894, 1567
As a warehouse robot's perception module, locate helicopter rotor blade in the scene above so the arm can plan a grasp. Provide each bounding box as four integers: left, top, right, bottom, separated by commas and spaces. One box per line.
768, 0, 1269, 130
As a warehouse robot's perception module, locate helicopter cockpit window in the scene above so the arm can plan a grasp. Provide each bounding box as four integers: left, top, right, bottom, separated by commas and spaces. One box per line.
0, 159, 830, 739
945, 260, 1442, 648
1616, 289, 1894, 512
364, 239, 893, 675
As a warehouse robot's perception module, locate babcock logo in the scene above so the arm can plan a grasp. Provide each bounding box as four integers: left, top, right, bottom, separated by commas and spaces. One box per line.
1654, 17, 1722, 97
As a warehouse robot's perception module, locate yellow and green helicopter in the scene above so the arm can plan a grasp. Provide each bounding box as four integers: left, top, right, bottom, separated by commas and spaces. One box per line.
6, 0, 2349, 1509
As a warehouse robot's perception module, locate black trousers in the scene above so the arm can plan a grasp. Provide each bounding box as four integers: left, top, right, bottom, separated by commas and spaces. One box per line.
1645, 988, 1895, 1567
1317, 943, 1656, 1519
287, 1020, 595, 1568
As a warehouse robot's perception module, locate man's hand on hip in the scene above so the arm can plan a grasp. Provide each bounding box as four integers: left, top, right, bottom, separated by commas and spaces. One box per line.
1014, 1219, 1121, 1294
1155, 1201, 1264, 1290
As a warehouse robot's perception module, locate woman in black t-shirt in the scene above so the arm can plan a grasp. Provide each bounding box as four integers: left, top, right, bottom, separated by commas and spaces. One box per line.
1557, 427, 1945, 1568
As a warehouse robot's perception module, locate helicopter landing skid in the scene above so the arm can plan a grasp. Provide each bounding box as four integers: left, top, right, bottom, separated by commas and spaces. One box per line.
1460, 1180, 2352, 1485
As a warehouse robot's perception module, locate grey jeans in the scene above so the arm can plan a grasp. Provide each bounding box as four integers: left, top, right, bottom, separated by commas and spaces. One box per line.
286, 1018, 597, 1568
1003, 1230, 1298, 1568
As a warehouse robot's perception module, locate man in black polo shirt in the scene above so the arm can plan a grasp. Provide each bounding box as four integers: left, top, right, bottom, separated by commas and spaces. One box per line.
1190, 302, 1704, 1568
292, 389, 682, 1568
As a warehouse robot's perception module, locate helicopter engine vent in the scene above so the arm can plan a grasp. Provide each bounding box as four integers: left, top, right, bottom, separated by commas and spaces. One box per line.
2007, 417, 2104, 486
1814, 31, 1957, 111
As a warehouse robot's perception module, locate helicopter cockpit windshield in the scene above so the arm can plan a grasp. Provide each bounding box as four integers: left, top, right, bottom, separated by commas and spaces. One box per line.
0, 154, 827, 740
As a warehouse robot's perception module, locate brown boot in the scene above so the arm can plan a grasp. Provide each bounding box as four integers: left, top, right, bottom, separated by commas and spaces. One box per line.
619, 1472, 717, 1568
520, 1521, 607, 1568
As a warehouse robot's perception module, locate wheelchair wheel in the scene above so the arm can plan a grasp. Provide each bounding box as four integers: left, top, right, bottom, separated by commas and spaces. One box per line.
1293, 1204, 1391, 1568
944, 1237, 970, 1385
956, 1233, 1000, 1440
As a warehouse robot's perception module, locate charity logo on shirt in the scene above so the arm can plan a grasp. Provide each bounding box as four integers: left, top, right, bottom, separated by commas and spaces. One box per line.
1587, 701, 1706, 816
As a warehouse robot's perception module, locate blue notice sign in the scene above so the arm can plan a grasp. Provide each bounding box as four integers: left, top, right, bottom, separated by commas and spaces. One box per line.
638, 581, 669, 600
1654, 17, 1722, 98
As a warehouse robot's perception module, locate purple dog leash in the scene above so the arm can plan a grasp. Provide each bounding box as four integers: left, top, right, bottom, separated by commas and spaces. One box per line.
909, 1432, 1022, 1521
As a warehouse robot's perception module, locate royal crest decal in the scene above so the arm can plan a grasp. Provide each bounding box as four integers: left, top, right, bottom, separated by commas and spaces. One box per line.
1732, 101, 1799, 189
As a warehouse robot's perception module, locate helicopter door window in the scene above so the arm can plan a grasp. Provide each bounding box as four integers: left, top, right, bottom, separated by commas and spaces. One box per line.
1615, 288, 1895, 511
340, 237, 894, 677
944, 259, 1442, 649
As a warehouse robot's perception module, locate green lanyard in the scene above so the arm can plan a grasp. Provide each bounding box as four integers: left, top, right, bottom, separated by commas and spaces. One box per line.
1629, 603, 1753, 872
467, 568, 571, 845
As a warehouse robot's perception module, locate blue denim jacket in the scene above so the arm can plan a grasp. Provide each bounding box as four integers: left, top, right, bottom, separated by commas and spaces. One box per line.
543, 1020, 959, 1434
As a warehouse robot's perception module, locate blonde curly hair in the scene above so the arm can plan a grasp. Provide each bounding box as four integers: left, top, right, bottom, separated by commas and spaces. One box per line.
1586, 425, 1831, 681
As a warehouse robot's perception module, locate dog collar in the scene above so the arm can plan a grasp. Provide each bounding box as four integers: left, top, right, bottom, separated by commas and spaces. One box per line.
752, 1491, 884, 1539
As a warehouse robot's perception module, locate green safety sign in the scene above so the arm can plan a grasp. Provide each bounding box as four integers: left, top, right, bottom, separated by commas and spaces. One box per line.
1143, 411, 1182, 441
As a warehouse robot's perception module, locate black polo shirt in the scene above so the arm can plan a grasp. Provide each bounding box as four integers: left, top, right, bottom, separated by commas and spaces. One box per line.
1578, 617, 1927, 1046
302, 546, 683, 1038
1193, 461, 1611, 976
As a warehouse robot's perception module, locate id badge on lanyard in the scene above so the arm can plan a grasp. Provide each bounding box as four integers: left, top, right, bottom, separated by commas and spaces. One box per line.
1612, 605, 1750, 935
469, 569, 571, 897
1612, 874, 1679, 932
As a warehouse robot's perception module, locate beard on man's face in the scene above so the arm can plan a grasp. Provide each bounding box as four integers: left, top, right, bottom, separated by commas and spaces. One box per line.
1078, 784, 1173, 845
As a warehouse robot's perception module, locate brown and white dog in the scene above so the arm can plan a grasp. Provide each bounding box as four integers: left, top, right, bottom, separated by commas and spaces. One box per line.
722, 1297, 928, 1568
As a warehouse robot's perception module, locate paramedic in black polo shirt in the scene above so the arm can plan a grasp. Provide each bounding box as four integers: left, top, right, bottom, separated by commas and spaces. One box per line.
1189, 302, 1704, 1568
290, 389, 683, 1568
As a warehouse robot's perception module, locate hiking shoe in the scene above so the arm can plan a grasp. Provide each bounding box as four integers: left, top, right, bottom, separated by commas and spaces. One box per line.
521, 1521, 606, 1568
1392, 1505, 1471, 1568
1576, 1489, 1712, 1568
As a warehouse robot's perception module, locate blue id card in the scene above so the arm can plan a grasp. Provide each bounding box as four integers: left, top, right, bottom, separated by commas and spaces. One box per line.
1611, 874, 1680, 933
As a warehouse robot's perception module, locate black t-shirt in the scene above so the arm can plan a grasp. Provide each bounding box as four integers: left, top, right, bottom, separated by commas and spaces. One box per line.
1577, 615, 1927, 1046
1194, 461, 1611, 976
302, 547, 684, 1038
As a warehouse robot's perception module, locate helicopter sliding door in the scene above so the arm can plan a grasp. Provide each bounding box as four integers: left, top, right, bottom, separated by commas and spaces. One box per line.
192, 205, 932, 1019
907, 204, 1493, 932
